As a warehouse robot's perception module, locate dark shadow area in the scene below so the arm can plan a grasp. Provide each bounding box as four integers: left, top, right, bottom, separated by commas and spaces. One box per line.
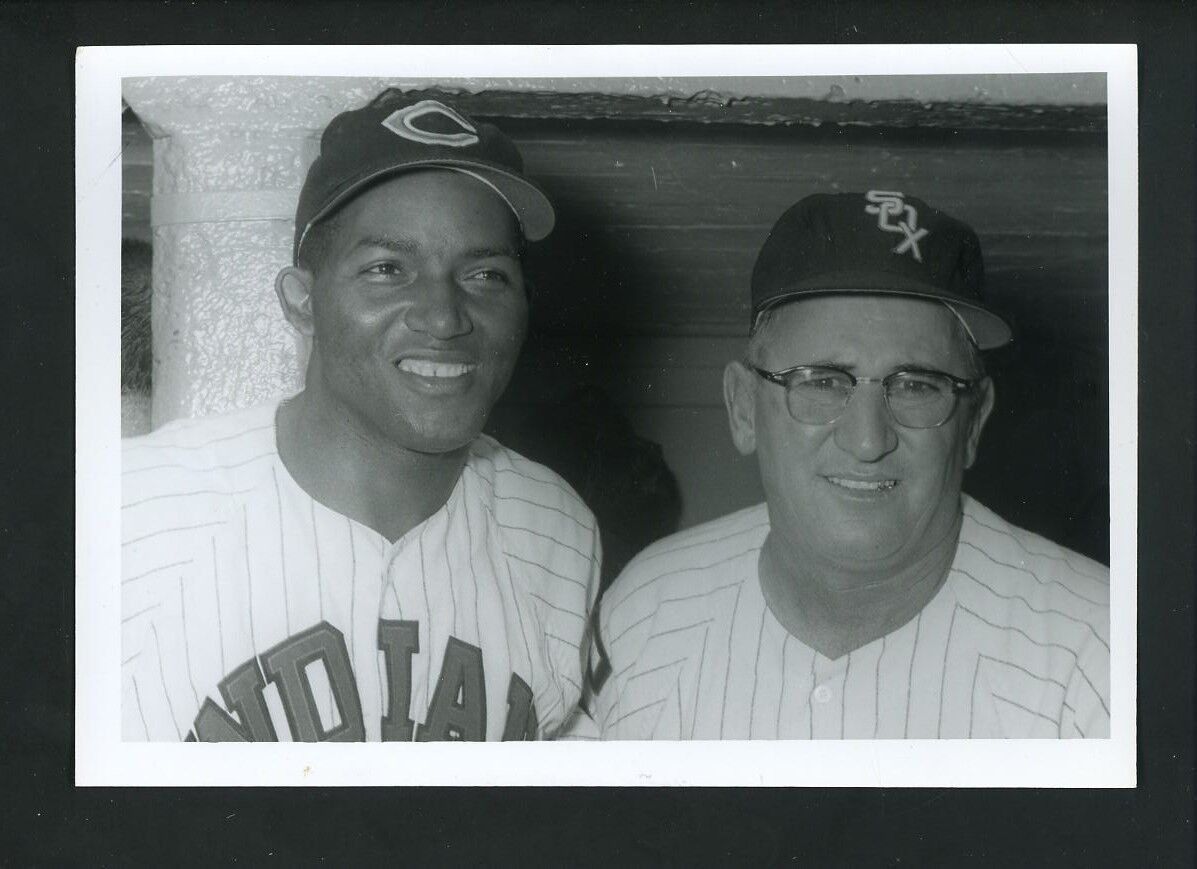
487, 386, 683, 592
966, 255, 1109, 563
121, 237, 153, 437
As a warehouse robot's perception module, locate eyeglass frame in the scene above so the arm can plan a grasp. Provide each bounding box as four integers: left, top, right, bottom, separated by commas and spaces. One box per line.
747, 363, 981, 429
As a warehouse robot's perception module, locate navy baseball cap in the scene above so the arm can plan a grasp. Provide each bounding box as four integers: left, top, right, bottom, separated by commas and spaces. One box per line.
293, 90, 555, 262
751, 191, 1012, 349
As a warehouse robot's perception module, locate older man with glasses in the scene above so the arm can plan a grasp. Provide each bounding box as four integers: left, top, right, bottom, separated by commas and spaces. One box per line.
582, 192, 1110, 740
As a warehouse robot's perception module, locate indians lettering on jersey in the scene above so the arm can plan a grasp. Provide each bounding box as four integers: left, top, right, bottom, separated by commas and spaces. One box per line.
184, 621, 538, 742
122, 402, 600, 742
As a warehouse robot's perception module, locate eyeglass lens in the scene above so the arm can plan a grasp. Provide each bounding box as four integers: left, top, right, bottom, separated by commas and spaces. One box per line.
785, 369, 959, 428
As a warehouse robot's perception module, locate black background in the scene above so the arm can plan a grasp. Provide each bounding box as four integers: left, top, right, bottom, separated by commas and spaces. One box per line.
2, 1, 1192, 864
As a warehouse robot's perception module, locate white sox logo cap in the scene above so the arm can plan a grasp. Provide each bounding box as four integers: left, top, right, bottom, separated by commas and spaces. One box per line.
293, 91, 555, 262
750, 191, 1013, 350
864, 190, 930, 262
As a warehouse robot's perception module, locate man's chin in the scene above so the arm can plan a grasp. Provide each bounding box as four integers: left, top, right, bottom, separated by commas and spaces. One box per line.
407, 438, 477, 457
396, 418, 486, 456
810, 524, 913, 570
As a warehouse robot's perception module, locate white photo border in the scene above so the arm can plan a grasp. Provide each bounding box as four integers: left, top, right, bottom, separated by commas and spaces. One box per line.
76, 43, 1137, 787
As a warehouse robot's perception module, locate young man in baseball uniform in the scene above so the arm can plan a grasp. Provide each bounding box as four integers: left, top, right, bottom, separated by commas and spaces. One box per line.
122, 92, 600, 742
585, 192, 1109, 740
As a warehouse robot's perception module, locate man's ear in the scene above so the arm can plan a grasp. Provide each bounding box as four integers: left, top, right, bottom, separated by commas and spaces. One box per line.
964, 376, 996, 469
275, 266, 315, 337
723, 360, 758, 456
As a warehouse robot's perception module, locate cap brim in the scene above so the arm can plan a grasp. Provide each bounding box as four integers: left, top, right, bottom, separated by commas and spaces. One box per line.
302, 157, 556, 248
756, 282, 1013, 350
469, 166, 556, 242
945, 302, 1013, 351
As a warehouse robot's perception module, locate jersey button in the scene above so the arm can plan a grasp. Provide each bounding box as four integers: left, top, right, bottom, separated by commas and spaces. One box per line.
813, 684, 832, 704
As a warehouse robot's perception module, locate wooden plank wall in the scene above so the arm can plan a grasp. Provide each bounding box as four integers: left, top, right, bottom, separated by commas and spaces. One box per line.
122, 111, 1110, 563
493, 121, 1109, 562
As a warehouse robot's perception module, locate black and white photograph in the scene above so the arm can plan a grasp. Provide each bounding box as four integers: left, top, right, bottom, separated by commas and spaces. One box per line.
76, 45, 1137, 786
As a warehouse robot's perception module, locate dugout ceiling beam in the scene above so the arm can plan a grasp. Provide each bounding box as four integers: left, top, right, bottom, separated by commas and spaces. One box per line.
406, 89, 1107, 133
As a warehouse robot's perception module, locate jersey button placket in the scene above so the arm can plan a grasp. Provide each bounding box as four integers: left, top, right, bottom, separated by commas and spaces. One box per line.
379, 539, 407, 619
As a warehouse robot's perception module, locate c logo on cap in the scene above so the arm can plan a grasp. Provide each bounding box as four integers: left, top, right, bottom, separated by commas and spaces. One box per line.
381, 100, 480, 148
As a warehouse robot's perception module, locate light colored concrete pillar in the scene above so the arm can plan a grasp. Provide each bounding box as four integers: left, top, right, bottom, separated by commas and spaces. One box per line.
124, 78, 309, 425
121, 77, 411, 426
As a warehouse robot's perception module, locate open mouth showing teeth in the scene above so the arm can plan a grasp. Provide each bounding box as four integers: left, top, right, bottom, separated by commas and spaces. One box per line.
826, 477, 899, 492
396, 359, 476, 378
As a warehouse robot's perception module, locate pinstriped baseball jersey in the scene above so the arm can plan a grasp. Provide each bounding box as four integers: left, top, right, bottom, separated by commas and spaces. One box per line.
122, 401, 600, 742
591, 496, 1109, 740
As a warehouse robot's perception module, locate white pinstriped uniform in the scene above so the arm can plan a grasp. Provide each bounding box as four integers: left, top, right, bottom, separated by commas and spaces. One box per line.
590, 497, 1109, 740
122, 401, 599, 742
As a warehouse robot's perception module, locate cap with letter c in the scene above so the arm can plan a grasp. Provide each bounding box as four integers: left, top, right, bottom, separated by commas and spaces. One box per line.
293, 90, 556, 263
750, 191, 1013, 350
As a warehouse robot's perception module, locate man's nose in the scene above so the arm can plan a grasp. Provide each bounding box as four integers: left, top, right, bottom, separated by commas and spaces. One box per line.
832, 382, 899, 462
403, 273, 472, 339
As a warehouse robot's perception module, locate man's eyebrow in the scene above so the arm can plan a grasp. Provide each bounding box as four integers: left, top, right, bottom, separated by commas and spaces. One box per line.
888, 359, 959, 374
807, 358, 854, 371
347, 237, 519, 259
464, 245, 521, 260
349, 237, 418, 253
806, 359, 950, 373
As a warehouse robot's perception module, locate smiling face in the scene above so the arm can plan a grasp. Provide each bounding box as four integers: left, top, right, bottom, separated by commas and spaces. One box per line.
280, 169, 528, 455
724, 295, 994, 575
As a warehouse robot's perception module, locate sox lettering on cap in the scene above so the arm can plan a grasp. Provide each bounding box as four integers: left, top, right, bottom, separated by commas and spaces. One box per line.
750, 191, 1013, 350
293, 92, 556, 262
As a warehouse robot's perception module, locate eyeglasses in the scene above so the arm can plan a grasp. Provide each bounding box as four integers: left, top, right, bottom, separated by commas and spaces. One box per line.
749, 364, 978, 429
